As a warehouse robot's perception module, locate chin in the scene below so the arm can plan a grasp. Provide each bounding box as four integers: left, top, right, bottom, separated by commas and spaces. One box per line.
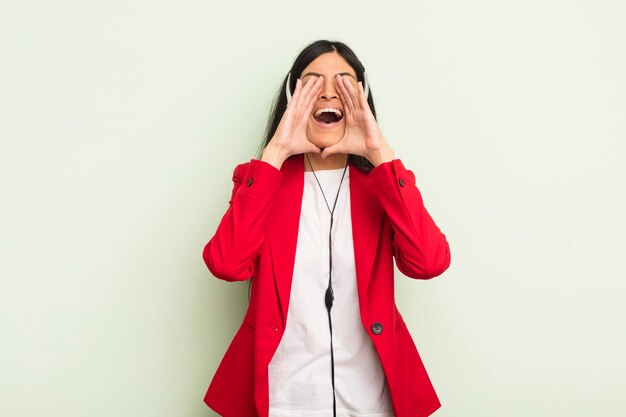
306, 122, 345, 148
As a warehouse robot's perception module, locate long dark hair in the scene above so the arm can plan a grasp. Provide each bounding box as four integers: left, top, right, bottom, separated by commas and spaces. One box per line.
255, 39, 377, 172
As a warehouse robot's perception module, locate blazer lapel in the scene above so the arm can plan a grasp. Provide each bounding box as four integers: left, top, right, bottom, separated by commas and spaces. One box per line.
269, 155, 383, 327
269, 154, 304, 327
349, 162, 384, 300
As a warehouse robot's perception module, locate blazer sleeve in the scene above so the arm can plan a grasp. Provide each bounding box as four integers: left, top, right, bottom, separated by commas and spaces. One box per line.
202, 159, 284, 282
369, 158, 451, 279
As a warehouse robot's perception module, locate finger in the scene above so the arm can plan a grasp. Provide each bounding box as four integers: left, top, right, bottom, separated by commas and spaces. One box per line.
301, 76, 323, 120
296, 77, 316, 106
320, 139, 346, 159
356, 81, 369, 108
343, 76, 361, 110
304, 142, 322, 154
337, 75, 356, 114
335, 74, 350, 115
335, 75, 350, 111
288, 78, 303, 109
291, 78, 311, 109
302, 76, 322, 109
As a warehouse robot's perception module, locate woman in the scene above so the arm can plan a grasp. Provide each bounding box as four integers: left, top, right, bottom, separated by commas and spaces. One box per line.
202, 40, 451, 417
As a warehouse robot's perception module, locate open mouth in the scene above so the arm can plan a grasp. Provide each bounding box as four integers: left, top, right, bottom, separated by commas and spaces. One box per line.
312, 107, 344, 127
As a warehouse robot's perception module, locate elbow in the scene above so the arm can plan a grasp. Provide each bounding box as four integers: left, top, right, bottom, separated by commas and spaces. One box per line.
425, 241, 451, 279
398, 241, 451, 280
202, 241, 253, 282
425, 245, 451, 279
423, 240, 451, 279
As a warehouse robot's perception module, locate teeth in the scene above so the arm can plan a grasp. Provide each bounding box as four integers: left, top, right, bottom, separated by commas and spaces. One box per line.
313, 107, 343, 118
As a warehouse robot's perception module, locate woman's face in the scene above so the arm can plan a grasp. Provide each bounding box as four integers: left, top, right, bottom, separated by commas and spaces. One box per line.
300, 51, 359, 149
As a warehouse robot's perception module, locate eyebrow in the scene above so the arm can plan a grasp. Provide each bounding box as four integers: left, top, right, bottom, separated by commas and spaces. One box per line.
302, 71, 357, 80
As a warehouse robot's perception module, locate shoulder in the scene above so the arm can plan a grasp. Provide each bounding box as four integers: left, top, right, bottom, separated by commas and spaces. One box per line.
231, 157, 289, 183
231, 161, 252, 184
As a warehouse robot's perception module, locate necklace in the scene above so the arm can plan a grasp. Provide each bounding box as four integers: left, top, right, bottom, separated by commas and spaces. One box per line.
305, 153, 349, 417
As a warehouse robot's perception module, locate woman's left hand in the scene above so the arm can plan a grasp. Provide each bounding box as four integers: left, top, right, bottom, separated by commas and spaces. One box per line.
320, 74, 395, 166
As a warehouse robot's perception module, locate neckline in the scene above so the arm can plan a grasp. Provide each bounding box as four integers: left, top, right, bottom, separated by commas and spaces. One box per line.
304, 167, 350, 177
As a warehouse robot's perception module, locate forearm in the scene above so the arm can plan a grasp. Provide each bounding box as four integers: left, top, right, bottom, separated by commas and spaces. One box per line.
261, 144, 290, 170
203, 159, 283, 281
367, 145, 396, 167
370, 159, 451, 279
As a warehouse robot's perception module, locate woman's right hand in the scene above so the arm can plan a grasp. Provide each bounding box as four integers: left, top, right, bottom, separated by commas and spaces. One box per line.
261, 76, 323, 169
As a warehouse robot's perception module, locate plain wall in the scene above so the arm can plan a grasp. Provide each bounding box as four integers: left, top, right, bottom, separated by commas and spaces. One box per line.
1, 1, 624, 416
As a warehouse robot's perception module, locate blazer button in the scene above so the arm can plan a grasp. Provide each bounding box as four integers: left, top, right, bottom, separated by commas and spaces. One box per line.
247, 177, 253, 186
371, 322, 383, 335
399, 179, 405, 187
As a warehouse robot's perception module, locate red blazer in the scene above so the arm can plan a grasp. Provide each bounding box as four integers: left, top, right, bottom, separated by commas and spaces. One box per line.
202, 153, 451, 417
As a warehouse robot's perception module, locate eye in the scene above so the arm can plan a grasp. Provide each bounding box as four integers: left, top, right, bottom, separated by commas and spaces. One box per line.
302, 74, 323, 86
337, 74, 357, 86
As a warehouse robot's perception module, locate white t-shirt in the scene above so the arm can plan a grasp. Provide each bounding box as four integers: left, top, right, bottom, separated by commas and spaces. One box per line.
268, 167, 394, 417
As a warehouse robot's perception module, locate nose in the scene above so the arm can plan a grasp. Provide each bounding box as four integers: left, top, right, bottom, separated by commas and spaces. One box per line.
319, 76, 338, 100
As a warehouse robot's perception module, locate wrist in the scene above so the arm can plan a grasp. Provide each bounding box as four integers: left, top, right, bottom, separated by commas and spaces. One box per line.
368, 146, 395, 167
261, 143, 289, 170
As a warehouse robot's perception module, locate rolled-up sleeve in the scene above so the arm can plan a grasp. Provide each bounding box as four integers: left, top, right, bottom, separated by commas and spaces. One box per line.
203, 159, 284, 282
369, 159, 451, 279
